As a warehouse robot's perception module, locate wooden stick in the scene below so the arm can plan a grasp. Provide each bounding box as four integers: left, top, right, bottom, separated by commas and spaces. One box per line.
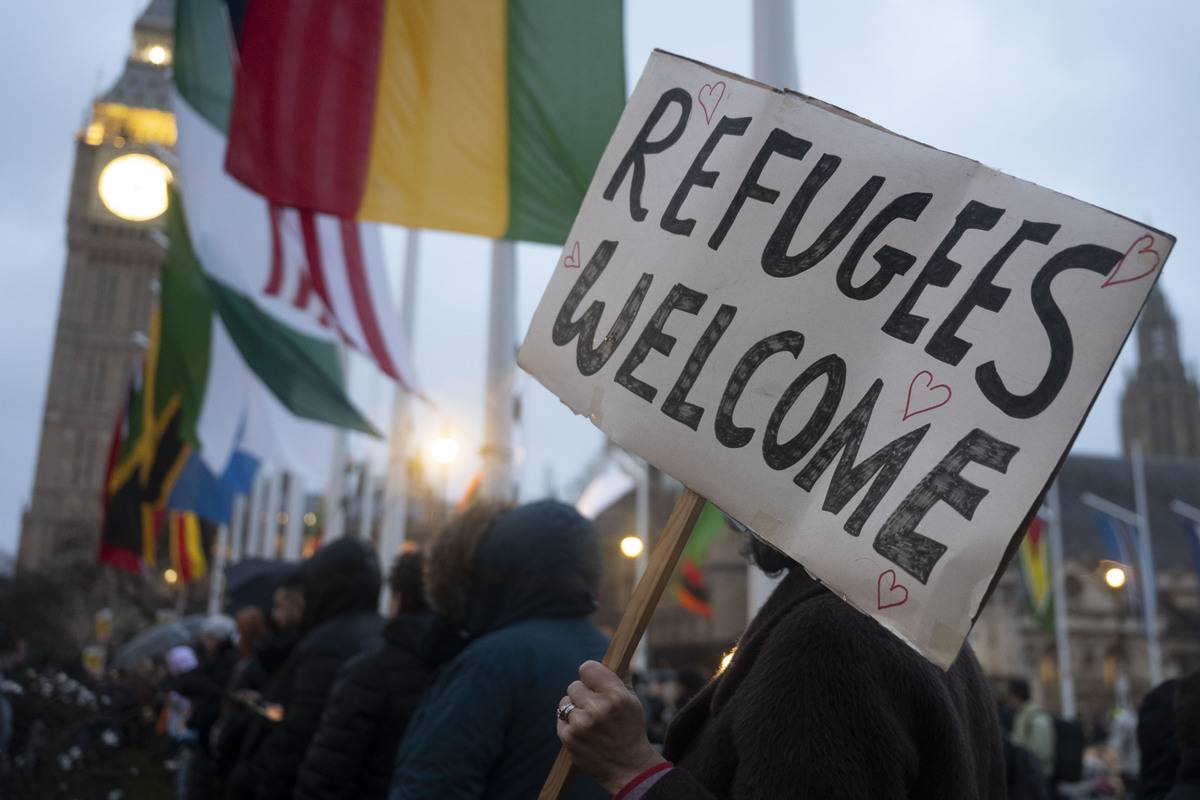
537, 487, 707, 800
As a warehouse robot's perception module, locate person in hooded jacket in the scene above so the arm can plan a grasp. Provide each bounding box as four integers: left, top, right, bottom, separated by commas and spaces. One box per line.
295, 552, 434, 800
239, 537, 384, 800
389, 500, 609, 800
555, 535, 1006, 800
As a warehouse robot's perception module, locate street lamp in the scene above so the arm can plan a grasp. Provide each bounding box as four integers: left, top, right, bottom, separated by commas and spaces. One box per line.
619, 535, 645, 559
1104, 565, 1127, 589
163, 568, 179, 585
430, 436, 460, 465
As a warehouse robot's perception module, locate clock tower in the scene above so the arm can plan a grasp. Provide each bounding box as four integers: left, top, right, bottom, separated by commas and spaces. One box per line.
18, 0, 175, 572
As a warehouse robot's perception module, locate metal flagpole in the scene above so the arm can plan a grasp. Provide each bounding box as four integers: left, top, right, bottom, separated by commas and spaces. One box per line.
380, 230, 420, 612
207, 524, 229, 615
245, 472, 266, 560
283, 472, 304, 560
747, 0, 797, 623
358, 470, 376, 541
480, 239, 517, 502
1045, 480, 1076, 718
229, 494, 247, 562
261, 471, 282, 558
632, 462, 650, 673
1131, 442, 1163, 687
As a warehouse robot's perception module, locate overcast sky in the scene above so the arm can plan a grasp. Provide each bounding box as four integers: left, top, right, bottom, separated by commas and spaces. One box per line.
2, 0, 1198, 557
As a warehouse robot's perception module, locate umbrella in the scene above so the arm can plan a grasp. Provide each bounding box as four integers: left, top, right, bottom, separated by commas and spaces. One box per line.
179, 614, 208, 638
112, 622, 192, 669
223, 559, 298, 615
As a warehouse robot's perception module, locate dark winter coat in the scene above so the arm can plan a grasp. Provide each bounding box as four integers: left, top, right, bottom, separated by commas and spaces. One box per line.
390, 500, 608, 800
1165, 750, 1200, 800
642, 568, 1006, 800
1141, 679, 1182, 800
238, 538, 384, 800
295, 612, 433, 800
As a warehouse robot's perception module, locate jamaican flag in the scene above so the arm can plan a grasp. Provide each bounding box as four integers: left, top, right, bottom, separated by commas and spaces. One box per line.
100, 198, 211, 572
676, 502, 729, 619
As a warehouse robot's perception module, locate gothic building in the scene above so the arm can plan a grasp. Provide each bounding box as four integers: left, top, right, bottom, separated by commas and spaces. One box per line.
18, 2, 175, 571
1120, 286, 1200, 458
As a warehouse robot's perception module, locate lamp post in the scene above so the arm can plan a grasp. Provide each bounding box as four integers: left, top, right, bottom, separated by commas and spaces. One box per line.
429, 434, 460, 522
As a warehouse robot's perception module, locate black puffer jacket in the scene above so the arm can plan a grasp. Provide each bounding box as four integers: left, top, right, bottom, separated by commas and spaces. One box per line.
240, 538, 384, 800
295, 612, 433, 800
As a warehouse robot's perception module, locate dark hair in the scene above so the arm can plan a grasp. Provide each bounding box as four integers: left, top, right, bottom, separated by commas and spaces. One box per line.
1176, 670, 1200, 751
389, 552, 428, 613
743, 533, 797, 577
1008, 678, 1031, 703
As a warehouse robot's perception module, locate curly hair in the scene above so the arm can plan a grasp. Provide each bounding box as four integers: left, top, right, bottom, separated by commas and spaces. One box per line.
424, 500, 513, 624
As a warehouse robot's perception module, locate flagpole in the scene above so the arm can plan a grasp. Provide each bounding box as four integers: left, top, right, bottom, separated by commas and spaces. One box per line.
207, 523, 229, 615
380, 230, 420, 611
747, 0, 797, 623
1045, 480, 1075, 718
262, 471, 282, 558
358, 469, 376, 541
229, 494, 247, 562
283, 472, 304, 560
481, 239, 517, 502
245, 472, 266, 560
632, 461, 650, 674
1131, 441, 1163, 687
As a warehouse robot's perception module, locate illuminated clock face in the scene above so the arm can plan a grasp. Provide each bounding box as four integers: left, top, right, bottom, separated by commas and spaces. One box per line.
97, 153, 172, 222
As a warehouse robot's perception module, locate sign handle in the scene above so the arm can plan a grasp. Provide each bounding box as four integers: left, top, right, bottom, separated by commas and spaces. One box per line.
537, 487, 707, 800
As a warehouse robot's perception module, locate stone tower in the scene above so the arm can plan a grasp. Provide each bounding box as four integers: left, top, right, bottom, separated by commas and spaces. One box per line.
18, 1, 175, 572
1119, 286, 1200, 458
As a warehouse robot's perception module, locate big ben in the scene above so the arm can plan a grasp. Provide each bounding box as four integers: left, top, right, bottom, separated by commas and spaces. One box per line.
18, 0, 175, 572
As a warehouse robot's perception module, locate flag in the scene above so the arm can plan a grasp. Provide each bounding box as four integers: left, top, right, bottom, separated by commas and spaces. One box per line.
1091, 509, 1141, 613
166, 509, 214, 583
174, 0, 417, 388
575, 462, 636, 520
1017, 515, 1053, 631
676, 502, 728, 619
100, 368, 149, 573
1172, 511, 1200, 593
222, 0, 626, 245
456, 472, 484, 514
167, 447, 258, 526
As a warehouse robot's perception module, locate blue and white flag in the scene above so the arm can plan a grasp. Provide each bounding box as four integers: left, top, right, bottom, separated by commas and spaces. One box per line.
1090, 509, 1142, 613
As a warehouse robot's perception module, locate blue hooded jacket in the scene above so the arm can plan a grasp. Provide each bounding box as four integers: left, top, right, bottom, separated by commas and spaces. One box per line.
390, 500, 608, 800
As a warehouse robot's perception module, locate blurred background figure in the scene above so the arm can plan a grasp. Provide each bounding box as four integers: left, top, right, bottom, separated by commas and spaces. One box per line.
296, 552, 433, 800
1165, 670, 1200, 799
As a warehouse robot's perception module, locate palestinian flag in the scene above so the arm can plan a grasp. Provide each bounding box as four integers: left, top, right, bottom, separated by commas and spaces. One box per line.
1017, 515, 1053, 631
223, 0, 626, 245
676, 502, 728, 619
166, 510, 214, 583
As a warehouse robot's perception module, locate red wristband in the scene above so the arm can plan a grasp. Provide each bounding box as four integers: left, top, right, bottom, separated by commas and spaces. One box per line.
614, 761, 673, 800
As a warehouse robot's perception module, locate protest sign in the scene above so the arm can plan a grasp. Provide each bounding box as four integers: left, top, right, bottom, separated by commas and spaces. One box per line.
520, 50, 1174, 669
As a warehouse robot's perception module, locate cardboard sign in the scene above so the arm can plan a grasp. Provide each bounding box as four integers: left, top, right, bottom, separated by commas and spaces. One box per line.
518, 51, 1174, 667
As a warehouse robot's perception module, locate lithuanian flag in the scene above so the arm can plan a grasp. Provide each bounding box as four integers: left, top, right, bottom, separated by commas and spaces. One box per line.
1017, 515, 1054, 631
167, 510, 213, 584
224, 0, 625, 245
676, 502, 728, 619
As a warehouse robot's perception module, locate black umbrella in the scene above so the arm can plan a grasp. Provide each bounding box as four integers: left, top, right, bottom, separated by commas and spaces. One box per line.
112, 622, 191, 668
223, 559, 298, 615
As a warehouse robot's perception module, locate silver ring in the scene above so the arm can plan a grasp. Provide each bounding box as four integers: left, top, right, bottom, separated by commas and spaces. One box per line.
556, 702, 576, 722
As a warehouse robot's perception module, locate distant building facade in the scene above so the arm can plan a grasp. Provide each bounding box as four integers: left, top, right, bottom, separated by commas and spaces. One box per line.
18, 2, 174, 571
1120, 286, 1200, 458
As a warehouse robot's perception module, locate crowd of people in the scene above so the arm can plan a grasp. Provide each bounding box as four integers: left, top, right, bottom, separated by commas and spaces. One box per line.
2, 498, 1198, 799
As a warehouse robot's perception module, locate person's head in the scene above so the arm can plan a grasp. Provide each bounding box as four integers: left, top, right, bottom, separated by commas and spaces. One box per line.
234, 606, 267, 658
198, 614, 235, 658
1176, 669, 1200, 752
744, 533, 798, 577
299, 537, 382, 630
272, 583, 305, 631
1007, 678, 1032, 709
425, 499, 600, 637
387, 552, 428, 618
165, 645, 198, 677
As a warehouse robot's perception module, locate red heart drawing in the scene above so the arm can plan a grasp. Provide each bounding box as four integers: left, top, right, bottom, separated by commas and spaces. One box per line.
903, 370, 952, 421
1102, 234, 1160, 288
563, 241, 581, 269
877, 569, 909, 610
698, 81, 726, 125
